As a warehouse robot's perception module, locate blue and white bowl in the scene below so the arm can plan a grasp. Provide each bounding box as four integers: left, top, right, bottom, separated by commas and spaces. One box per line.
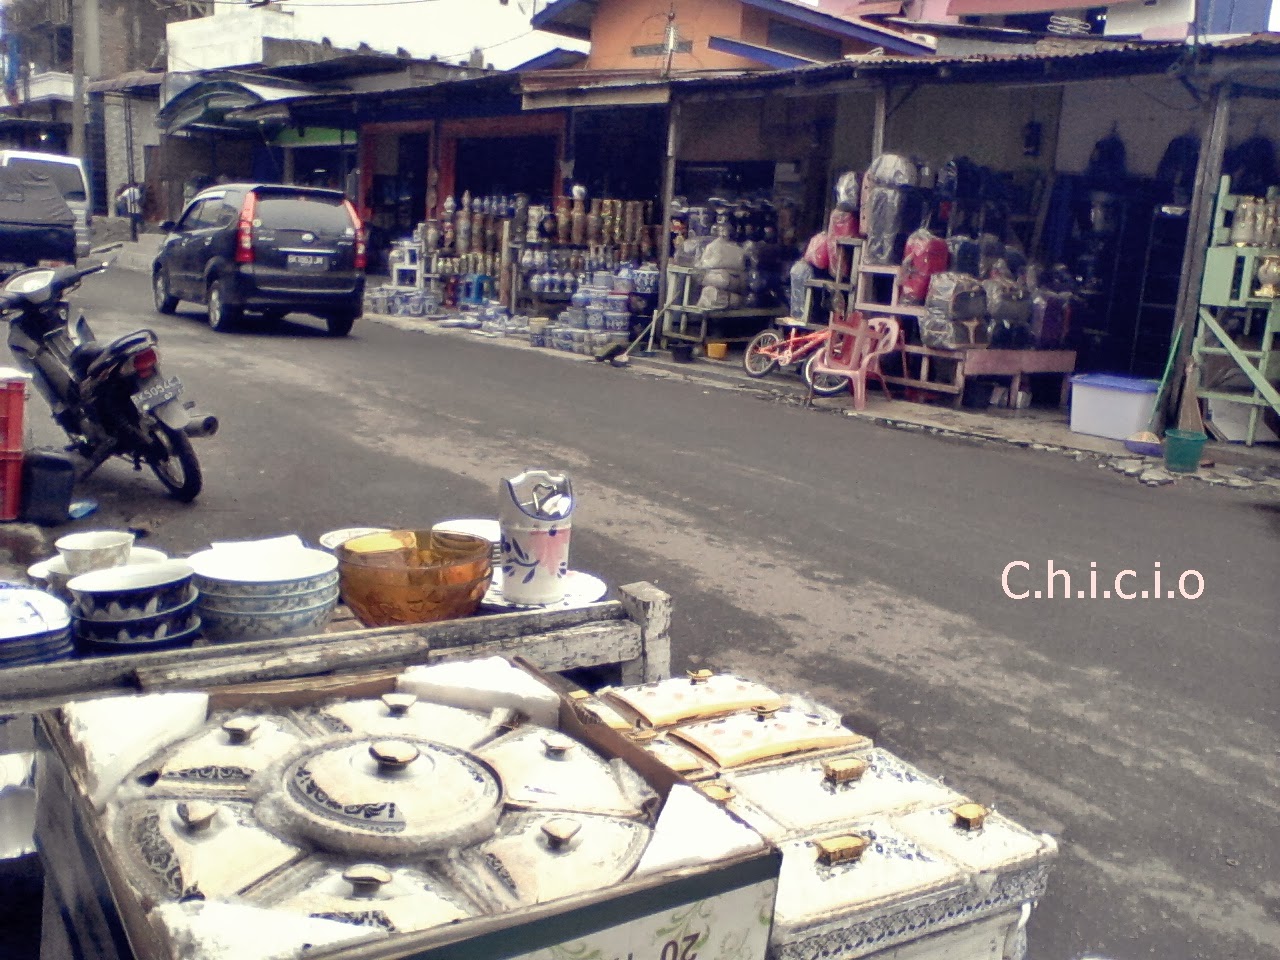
198, 582, 339, 616
67, 561, 195, 621
73, 594, 199, 645
199, 595, 339, 645
81, 618, 202, 655
187, 548, 339, 599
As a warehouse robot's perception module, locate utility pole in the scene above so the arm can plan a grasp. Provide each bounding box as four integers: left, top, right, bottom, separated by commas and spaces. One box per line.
70, 0, 85, 157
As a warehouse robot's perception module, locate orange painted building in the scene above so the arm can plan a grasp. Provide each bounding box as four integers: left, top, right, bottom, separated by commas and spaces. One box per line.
532, 0, 933, 72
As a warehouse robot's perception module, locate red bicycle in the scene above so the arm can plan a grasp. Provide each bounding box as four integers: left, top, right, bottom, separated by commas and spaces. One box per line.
742, 319, 851, 396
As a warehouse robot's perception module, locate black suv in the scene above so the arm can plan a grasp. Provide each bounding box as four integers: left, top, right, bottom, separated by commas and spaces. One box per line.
152, 183, 366, 336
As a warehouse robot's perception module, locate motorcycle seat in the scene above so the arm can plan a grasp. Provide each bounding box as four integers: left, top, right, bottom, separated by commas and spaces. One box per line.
70, 342, 106, 379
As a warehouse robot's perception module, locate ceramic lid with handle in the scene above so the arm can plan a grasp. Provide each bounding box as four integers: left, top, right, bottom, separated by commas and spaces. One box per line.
892, 802, 1059, 877
313, 693, 500, 751
668, 705, 871, 769
467, 810, 651, 907
477, 727, 651, 819
771, 822, 966, 936
153, 715, 302, 794
271, 734, 503, 857
601, 670, 785, 728
721, 749, 962, 841
113, 798, 305, 903
251, 858, 478, 934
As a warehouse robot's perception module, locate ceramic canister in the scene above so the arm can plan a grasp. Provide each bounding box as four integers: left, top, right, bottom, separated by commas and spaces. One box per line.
498, 471, 573, 606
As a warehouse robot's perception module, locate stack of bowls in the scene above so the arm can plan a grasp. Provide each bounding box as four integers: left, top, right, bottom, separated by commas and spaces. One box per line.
188, 547, 340, 644
430, 519, 501, 566
28, 547, 169, 602
0, 589, 74, 667
54, 531, 135, 576
337, 530, 492, 628
66, 561, 199, 654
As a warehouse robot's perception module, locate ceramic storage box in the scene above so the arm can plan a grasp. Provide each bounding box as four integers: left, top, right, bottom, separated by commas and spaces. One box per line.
34, 660, 782, 960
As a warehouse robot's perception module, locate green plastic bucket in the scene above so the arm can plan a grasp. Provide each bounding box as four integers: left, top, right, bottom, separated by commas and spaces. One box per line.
1163, 429, 1207, 473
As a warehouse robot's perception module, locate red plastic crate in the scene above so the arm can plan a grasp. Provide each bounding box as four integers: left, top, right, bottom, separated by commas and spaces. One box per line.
0, 378, 26, 453
0, 450, 22, 521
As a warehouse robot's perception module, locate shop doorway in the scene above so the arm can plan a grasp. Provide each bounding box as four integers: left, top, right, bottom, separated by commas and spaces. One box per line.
454, 135, 557, 203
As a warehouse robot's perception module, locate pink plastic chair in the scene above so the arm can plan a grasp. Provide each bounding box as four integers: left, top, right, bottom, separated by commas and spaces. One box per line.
806, 315, 901, 410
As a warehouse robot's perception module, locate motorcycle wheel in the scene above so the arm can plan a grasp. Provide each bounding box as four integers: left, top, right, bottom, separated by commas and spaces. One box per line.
146, 422, 203, 502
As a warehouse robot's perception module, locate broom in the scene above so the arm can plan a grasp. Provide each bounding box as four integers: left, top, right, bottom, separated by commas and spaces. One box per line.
1124, 326, 1182, 457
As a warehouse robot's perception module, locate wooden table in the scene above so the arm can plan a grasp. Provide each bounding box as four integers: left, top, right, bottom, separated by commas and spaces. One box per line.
882, 346, 1077, 408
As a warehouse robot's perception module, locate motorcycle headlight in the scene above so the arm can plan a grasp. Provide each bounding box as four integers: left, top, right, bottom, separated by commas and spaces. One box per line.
4, 269, 55, 297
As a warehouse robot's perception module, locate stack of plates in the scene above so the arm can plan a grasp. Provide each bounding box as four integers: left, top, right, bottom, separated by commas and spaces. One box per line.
67, 562, 201, 654
0, 588, 74, 667
188, 538, 340, 643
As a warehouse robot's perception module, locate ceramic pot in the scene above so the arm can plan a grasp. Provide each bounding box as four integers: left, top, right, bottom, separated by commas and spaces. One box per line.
1256, 255, 1280, 298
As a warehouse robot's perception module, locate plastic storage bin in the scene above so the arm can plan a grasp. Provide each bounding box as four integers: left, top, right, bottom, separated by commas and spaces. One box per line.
0, 451, 22, 521
0, 374, 28, 452
1069, 373, 1160, 441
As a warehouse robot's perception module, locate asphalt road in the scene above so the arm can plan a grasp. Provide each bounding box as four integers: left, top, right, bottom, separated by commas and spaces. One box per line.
14, 267, 1280, 960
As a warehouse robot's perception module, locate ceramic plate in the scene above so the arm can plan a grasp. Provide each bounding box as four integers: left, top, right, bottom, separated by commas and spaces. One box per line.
0, 589, 71, 640
480, 571, 607, 611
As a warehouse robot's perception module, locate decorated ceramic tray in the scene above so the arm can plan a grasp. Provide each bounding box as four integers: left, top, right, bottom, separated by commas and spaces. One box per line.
480, 570, 607, 611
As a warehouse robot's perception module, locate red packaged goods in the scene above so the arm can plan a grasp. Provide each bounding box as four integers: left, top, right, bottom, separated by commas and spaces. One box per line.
898, 229, 949, 305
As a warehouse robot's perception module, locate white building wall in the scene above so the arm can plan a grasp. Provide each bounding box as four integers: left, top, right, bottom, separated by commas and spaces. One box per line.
103, 96, 159, 203
168, 0, 585, 73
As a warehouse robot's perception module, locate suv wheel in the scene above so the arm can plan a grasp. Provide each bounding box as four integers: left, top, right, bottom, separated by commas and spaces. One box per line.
207, 278, 241, 333
325, 309, 359, 337
153, 268, 178, 315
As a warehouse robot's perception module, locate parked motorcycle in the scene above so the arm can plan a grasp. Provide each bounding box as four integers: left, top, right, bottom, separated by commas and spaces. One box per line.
1, 261, 217, 502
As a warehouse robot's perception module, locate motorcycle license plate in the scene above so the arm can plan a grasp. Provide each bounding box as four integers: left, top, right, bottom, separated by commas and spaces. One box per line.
287, 253, 329, 271
132, 376, 184, 412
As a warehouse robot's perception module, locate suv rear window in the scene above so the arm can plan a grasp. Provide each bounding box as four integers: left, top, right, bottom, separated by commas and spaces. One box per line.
5, 159, 87, 201
255, 194, 351, 232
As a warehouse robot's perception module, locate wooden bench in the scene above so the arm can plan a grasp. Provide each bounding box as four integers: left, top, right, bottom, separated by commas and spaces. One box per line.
882, 345, 1077, 408
0, 582, 672, 715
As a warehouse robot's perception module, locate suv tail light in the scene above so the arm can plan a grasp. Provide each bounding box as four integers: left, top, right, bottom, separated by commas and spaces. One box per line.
235, 192, 258, 264
343, 199, 366, 271
130, 348, 158, 379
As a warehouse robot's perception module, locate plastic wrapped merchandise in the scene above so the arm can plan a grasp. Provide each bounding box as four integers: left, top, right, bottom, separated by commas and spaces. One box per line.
1029, 290, 1072, 348
701, 268, 746, 293
673, 234, 713, 267
804, 232, 830, 272
698, 236, 747, 272
696, 286, 742, 309
925, 272, 987, 320
863, 186, 911, 265
825, 208, 860, 278
977, 233, 1005, 279
834, 170, 861, 211
946, 235, 981, 277
984, 278, 1033, 348
789, 260, 815, 317
920, 306, 989, 350
899, 229, 950, 305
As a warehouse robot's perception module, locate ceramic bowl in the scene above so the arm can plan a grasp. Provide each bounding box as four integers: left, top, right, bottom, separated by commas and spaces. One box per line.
337, 530, 492, 628
54, 530, 136, 576
197, 582, 340, 616
187, 547, 339, 598
67, 561, 196, 621
30, 547, 168, 602
199, 595, 338, 644
74, 594, 199, 644
80, 618, 202, 655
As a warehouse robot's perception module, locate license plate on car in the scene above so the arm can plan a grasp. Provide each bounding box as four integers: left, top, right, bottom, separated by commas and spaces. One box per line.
287, 253, 329, 271
132, 376, 183, 412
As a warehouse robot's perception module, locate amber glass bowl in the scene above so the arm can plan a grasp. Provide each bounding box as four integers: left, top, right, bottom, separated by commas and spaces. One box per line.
336, 530, 493, 627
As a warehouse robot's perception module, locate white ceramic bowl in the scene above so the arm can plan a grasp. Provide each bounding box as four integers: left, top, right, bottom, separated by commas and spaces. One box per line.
200, 595, 339, 644
54, 531, 136, 576
29, 547, 168, 600
431, 519, 502, 561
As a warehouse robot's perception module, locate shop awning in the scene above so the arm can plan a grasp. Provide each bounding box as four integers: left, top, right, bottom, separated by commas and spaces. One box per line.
946, 0, 1138, 13
706, 37, 819, 69
530, 0, 597, 42
157, 79, 315, 135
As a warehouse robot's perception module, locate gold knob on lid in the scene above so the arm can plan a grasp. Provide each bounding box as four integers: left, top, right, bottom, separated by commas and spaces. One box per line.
381, 693, 417, 717
369, 740, 419, 771
343, 864, 393, 897
751, 704, 780, 722
568, 690, 591, 702
628, 728, 660, 744
543, 734, 574, 759
953, 802, 988, 832
687, 669, 713, 685
822, 757, 868, 785
699, 781, 735, 803
176, 801, 218, 832
815, 834, 868, 866
222, 717, 259, 745
541, 818, 582, 851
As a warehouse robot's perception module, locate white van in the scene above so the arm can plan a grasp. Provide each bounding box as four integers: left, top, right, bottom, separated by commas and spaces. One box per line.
0, 150, 92, 260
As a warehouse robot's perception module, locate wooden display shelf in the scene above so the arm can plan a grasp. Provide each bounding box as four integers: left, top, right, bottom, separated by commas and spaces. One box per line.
854, 301, 927, 318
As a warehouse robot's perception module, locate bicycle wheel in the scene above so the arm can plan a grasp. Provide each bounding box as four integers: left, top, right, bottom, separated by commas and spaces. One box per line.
803, 354, 851, 397
743, 330, 782, 378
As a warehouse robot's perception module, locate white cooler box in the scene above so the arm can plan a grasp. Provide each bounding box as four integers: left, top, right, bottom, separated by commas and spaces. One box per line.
1069, 373, 1160, 441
